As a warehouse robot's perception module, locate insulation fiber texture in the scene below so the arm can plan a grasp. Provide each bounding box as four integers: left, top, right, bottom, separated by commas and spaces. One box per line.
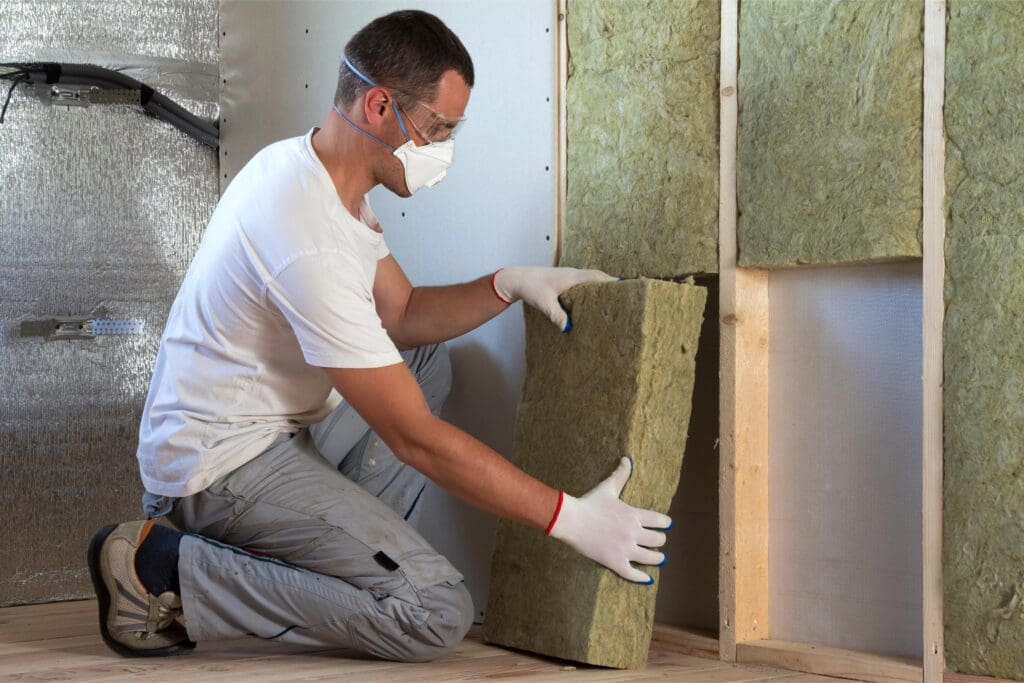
0, 0, 218, 605
943, 2, 1024, 678
737, 0, 923, 267
562, 0, 719, 278
483, 278, 707, 669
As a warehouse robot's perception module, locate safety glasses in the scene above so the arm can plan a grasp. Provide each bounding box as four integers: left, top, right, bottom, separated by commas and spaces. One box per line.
391, 91, 466, 143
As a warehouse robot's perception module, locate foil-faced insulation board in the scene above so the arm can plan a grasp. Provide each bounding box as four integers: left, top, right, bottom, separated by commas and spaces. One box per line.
737, 0, 923, 268
483, 278, 707, 668
0, 0, 219, 606
561, 0, 719, 279
944, 1, 1024, 679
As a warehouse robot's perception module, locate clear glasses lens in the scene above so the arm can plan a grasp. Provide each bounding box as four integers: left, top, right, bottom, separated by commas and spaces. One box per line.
397, 97, 465, 143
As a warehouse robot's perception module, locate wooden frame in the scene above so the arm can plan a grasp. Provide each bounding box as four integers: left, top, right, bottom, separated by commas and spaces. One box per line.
718, 0, 770, 664
922, 0, 946, 680
718, 1, 949, 682
556, 1, 985, 681
555, 0, 568, 266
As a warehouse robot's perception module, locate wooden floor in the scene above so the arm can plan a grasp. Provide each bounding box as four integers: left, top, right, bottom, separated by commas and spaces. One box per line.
0, 600, 854, 682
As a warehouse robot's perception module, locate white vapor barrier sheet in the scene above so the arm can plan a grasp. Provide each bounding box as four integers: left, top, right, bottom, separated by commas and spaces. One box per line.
768, 262, 923, 658
0, 0, 219, 605
220, 0, 558, 620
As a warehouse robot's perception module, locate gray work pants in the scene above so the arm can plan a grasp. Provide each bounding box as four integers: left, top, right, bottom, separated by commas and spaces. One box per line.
142, 344, 473, 662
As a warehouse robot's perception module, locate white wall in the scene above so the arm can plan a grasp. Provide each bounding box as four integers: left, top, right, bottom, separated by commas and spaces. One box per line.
220, 0, 559, 619
768, 262, 923, 657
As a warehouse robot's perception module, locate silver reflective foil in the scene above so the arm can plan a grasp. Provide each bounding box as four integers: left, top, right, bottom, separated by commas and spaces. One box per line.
0, 0, 218, 605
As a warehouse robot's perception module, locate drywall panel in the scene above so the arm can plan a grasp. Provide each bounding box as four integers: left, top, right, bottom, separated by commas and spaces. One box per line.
944, 2, 1024, 678
484, 279, 708, 668
768, 263, 922, 658
219, 0, 558, 621
737, 0, 923, 268
560, 0, 719, 278
0, 0, 219, 605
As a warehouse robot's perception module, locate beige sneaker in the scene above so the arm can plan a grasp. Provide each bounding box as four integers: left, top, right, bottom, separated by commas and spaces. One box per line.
87, 520, 195, 657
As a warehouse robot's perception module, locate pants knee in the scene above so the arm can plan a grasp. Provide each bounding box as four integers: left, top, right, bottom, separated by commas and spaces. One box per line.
343, 581, 473, 663
401, 582, 474, 662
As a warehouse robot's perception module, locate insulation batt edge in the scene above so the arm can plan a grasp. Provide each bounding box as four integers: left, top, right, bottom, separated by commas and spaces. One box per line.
737, 0, 923, 268
562, 0, 719, 278
943, 1, 1024, 678
483, 278, 707, 669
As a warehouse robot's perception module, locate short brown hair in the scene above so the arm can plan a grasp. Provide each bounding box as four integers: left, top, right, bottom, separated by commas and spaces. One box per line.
335, 10, 474, 108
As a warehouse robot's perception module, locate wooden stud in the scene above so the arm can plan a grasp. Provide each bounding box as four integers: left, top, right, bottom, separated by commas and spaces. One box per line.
555, 0, 568, 265
737, 639, 922, 683
719, 0, 771, 662
922, 1, 946, 681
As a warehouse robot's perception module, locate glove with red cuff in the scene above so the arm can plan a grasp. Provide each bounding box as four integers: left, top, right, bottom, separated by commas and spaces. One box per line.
546, 457, 672, 584
491, 266, 617, 333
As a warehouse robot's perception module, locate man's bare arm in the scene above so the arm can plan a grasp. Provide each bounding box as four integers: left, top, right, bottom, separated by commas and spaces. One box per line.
374, 256, 620, 349
322, 361, 557, 529
323, 360, 673, 583
373, 255, 507, 350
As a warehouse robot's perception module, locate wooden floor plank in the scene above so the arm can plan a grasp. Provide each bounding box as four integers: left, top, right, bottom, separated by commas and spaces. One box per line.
0, 601, 856, 682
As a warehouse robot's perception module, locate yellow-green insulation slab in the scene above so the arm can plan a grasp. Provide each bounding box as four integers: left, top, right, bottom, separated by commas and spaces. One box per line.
944, 2, 1024, 679
561, 0, 719, 279
737, 0, 923, 267
483, 278, 707, 669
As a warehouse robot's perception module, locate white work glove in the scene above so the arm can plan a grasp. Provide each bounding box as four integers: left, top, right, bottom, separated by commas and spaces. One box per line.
492, 266, 617, 332
548, 457, 672, 584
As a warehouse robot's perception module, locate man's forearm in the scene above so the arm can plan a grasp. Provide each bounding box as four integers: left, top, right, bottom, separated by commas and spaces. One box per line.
394, 413, 560, 531
393, 274, 508, 348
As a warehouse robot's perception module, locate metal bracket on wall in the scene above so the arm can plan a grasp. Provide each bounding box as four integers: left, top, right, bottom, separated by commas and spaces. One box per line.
19, 306, 144, 341
35, 84, 140, 107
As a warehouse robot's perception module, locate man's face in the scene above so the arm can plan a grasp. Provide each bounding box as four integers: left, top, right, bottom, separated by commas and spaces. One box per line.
376, 69, 471, 197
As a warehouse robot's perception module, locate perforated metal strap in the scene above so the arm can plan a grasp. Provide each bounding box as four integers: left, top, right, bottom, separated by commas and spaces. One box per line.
19, 315, 144, 340
90, 318, 144, 335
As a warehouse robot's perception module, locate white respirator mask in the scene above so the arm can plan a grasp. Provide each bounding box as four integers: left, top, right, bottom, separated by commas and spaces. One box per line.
333, 58, 458, 195
391, 136, 455, 192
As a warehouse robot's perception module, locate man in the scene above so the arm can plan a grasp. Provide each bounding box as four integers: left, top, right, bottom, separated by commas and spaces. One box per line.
88, 9, 672, 662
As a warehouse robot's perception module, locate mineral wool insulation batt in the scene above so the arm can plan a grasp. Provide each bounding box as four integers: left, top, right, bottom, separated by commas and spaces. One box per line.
484, 279, 707, 669
944, 1, 1024, 679
561, 0, 719, 279
737, 0, 922, 267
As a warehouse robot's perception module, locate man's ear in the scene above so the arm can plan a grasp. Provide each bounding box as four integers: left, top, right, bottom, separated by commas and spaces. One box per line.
363, 86, 391, 124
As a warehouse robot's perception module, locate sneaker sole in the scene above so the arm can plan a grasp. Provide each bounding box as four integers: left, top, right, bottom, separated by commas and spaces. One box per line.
87, 523, 196, 658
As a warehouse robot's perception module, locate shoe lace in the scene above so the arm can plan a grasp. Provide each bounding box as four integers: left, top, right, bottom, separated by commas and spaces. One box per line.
149, 591, 184, 632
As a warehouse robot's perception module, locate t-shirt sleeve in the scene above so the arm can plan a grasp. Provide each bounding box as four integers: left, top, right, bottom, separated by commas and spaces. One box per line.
264, 253, 402, 368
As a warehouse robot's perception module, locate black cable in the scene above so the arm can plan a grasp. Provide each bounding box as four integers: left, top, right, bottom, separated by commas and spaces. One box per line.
0, 62, 219, 148
0, 73, 27, 123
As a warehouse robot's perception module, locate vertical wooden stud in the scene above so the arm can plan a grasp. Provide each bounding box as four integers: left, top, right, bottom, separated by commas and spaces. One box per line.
719, 0, 771, 662
555, 0, 568, 265
922, 0, 946, 681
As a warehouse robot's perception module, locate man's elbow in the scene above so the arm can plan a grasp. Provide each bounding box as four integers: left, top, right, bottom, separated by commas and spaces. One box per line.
386, 413, 442, 472
384, 323, 415, 351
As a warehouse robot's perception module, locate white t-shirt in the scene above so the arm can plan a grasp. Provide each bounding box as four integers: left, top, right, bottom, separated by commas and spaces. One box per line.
137, 128, 403, 497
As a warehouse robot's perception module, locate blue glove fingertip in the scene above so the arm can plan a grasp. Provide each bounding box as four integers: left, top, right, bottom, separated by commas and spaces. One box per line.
645, 577, 655, 586
658, 554, 668, 567
562, 316, 573, 334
